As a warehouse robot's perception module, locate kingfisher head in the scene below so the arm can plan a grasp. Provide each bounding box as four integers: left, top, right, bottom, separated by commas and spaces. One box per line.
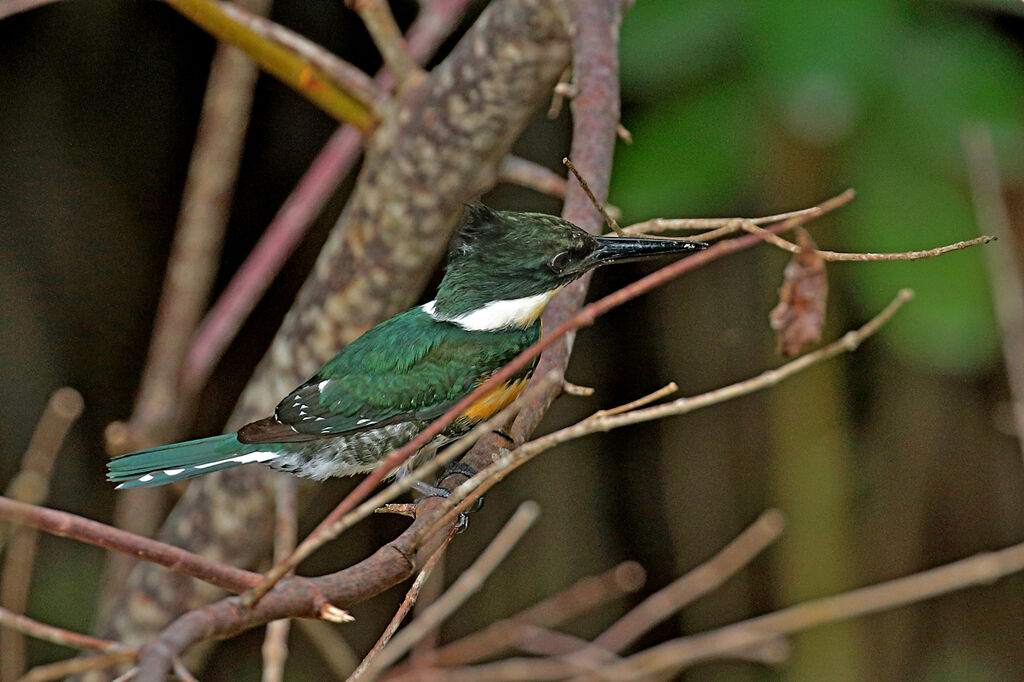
424, 203, 707, 331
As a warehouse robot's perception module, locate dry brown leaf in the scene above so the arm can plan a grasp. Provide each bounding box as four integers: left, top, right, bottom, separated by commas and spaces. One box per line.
769, 228, 828, 356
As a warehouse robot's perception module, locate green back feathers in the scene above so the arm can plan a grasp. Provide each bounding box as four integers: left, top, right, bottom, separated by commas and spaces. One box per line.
273, 308, 540, 436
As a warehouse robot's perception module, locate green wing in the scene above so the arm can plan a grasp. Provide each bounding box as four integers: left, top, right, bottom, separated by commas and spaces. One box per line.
266, 308, 539, 439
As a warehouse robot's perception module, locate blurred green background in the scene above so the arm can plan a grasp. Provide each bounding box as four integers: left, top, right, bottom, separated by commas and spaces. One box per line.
2, 0, 1024, 680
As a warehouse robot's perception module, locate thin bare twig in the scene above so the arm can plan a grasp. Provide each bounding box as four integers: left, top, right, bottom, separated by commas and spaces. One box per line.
739, 220, 996, 262
592, 510, 785, 653
623, 206, 822, 233
578, 535, 1024, 680
18, 650, 137, 682
347, 528, 456, 681
0, 605, 129, 653
514, 290, 914, 457
262, 475, 298, 682
563, 157, 625, 236
581, 382, 677, 422
499, 157, 568, 198
349, 0, 419, 89
360, 502, 540, 679
963, 125, 1024, 460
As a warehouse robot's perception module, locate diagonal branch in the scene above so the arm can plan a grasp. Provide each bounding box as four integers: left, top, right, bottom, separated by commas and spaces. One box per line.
0, 497, 260, 593
349, 0, 420, 89
162, 0, 376, 129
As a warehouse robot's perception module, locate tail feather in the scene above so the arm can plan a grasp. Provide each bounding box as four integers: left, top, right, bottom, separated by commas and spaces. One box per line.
107, 434, 280, 489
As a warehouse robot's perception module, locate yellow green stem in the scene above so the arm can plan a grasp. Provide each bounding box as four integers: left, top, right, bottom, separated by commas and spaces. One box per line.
164, 0, 377, 132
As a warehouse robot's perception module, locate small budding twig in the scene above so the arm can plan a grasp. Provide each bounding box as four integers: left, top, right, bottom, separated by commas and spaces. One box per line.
563, 157, 625, 236
547, 68, 574, 118
359, 502, 541, 680
561, 380, 596, 397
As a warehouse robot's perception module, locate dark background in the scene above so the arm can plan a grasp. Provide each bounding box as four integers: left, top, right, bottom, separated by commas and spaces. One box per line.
3, 1, 1024, 680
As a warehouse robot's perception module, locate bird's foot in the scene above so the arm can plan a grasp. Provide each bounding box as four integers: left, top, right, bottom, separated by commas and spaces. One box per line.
409, 462, 484, 532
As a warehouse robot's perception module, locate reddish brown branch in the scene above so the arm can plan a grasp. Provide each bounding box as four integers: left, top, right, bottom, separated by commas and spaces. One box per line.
0, 497, 260, 593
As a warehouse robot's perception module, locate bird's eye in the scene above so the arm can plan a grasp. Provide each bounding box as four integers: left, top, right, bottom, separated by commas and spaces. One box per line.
548, 251, 570, 273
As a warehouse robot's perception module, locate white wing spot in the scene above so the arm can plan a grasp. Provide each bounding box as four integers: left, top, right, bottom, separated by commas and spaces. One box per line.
138, 474, 154, 482
163, 469, 185, 476
357, 418, 374, 425
318, 380, 330, 391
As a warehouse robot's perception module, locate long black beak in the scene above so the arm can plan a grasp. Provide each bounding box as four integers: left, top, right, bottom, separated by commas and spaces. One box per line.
581, 235, 708, 270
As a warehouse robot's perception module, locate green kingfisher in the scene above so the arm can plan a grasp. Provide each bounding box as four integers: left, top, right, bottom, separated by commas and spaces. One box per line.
107, 204, 707, 489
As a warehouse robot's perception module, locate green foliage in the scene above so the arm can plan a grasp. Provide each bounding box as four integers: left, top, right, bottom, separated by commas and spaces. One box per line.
612, 81, 755, 220
616, 0, 1024, 374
